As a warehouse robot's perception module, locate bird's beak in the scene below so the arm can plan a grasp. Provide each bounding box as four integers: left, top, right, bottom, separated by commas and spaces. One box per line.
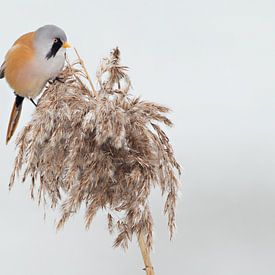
62, 41, 71, 49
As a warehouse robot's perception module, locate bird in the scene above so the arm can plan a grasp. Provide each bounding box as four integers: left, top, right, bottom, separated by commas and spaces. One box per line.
0, 24, 70, 144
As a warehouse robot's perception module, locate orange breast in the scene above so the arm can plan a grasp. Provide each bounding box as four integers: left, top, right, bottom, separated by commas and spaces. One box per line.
4, 32, 36, 95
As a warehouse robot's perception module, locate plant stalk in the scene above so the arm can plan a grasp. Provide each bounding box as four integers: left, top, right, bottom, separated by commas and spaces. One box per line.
138, 232, 155, 275
74, 48, 98, 97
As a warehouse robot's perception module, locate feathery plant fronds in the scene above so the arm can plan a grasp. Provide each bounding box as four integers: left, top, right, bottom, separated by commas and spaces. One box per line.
10, 48, 181, 254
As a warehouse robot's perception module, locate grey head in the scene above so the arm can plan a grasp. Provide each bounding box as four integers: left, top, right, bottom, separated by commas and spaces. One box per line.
34, 25, 69, 59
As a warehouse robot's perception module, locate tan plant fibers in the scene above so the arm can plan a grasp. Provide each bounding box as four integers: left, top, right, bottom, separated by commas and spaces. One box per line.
10, 48, 181, 254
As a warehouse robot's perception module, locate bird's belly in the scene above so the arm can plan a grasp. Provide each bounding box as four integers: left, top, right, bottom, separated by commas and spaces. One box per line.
6, 64, 48, 98
6, 54, 65, 98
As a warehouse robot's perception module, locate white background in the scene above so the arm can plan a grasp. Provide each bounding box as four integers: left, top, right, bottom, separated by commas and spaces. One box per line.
0, 0, 274, 274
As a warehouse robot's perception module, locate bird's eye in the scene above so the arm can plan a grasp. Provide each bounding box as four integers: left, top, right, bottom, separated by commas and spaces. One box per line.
46, 37, 63, 59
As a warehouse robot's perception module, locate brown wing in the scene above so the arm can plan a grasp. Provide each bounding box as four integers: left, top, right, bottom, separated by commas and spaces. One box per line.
13, 32, 35, 48
1, 32, 34, 80
4, 32, 35, 93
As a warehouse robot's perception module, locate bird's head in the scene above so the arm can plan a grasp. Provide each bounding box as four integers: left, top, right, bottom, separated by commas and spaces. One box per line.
34, 24, 70, 59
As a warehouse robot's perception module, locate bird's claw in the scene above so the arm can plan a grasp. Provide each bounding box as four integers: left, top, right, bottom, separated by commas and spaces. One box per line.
48, 76, 65, 85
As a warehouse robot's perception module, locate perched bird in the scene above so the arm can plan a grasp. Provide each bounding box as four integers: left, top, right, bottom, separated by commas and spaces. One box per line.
0, 25, 70, 143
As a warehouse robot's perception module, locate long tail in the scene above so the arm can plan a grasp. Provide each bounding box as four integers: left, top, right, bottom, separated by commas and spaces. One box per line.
6, 95, 24, 144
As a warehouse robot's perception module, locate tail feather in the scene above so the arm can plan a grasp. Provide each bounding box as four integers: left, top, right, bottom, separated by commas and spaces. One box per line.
6, 95, 24, 144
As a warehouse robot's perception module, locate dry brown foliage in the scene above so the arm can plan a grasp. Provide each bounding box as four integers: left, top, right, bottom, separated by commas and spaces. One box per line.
10, 48, 181, 250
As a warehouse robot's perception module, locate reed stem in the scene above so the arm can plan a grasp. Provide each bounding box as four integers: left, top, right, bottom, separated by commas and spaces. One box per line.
138, 232, 155, 275
74, 48, 98, 97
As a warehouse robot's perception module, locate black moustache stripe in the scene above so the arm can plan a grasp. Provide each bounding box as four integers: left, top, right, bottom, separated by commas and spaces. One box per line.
46, 38, 63, 59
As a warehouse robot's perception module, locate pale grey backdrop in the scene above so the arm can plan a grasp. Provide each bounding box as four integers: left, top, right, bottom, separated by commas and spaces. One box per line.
0, 0, 274, 274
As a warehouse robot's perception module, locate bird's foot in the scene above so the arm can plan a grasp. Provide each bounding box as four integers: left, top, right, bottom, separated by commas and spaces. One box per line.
55, 76, 65, 83
49, 76, 65, 84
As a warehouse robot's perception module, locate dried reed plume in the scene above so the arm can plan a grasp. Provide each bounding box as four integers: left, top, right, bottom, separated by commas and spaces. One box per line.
10, 48, 181, 273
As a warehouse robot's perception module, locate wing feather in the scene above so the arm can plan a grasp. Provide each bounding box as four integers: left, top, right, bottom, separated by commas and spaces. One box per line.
0, 61, 5, 78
